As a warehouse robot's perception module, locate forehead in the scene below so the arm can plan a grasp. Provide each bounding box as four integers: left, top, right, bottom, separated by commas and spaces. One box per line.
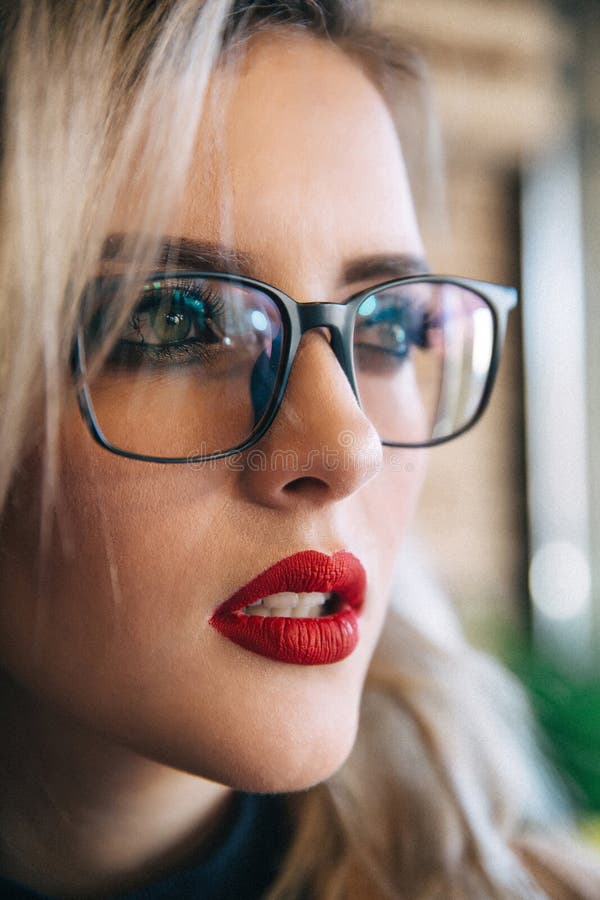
172, 32, 423, 295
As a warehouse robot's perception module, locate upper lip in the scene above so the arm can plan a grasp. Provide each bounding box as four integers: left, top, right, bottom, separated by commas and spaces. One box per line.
212, 549, 367, 617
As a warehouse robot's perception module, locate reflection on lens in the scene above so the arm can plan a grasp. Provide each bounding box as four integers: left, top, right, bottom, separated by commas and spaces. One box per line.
83, 276, 284, 458
353, 281, 494, 445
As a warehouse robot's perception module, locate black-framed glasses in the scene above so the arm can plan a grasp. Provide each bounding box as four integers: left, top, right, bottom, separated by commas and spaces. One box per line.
73, 271, 517, 463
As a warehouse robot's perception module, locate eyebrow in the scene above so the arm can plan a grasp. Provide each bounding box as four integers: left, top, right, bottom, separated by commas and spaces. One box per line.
102, 234, 430, 286
341, 253, 430, 285
101, 234, 255, 275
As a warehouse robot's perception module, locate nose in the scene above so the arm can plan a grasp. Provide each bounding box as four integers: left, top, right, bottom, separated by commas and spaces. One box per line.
238, 328, 383, 509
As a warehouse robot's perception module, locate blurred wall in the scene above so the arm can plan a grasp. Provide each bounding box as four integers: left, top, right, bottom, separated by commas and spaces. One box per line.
579, 2, 600, 657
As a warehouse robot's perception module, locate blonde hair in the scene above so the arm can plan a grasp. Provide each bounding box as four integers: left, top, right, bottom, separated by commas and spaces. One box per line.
0, 1, 598, 896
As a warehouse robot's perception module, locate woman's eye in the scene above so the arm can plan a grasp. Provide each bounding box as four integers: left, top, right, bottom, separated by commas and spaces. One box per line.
128, 304, 193, 345
362, 321, 410, 356
355, 304, 427, 360
123, 287, 220, 347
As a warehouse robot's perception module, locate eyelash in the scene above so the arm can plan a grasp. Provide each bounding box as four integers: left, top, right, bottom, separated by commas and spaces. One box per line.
354, 304, 431, 357
107, 281, 227, 367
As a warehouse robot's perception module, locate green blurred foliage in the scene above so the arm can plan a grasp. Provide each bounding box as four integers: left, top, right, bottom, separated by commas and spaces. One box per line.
506, 637, 600, 813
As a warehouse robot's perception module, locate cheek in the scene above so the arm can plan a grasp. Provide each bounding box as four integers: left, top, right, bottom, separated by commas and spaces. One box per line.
0, 419, 232, 702
361, 446, 427, 562
345, 448, 427, 639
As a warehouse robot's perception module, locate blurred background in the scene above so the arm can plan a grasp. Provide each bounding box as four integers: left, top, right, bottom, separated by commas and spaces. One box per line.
375, 0, 600, 836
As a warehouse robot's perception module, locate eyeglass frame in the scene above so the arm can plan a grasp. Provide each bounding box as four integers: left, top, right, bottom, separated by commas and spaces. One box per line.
73, 271, 518, 464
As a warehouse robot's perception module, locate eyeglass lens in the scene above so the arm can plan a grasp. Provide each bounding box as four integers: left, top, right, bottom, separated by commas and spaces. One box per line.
354, 281, 494, 446
81, 275, 495, 458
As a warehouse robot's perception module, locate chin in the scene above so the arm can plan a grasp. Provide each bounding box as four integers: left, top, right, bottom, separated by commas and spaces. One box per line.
209, 668, 364, 793
250, 719, 358, 794
210, 719, 360, 795
141, 686, 363, 794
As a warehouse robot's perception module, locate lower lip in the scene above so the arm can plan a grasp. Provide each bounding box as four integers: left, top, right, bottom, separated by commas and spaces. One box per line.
209, 551, 365, 665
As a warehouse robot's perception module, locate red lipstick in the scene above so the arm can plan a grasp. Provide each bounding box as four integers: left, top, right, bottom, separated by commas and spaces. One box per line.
209, 550, 366, 665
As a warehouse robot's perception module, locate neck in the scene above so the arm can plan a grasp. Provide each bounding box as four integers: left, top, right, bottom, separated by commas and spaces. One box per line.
0, 674, 234, 898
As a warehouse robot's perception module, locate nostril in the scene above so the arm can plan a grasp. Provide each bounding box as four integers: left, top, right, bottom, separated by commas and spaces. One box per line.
282, 476, 329, 496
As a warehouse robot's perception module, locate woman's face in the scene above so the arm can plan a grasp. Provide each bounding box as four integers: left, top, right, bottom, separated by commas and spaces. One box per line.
0, 34, 427, 791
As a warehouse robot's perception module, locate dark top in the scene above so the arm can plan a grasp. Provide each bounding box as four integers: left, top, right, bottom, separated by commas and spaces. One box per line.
0, 792, 291, 900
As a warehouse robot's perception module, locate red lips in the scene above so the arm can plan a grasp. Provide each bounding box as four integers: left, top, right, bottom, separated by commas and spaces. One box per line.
209, 550, 366, 665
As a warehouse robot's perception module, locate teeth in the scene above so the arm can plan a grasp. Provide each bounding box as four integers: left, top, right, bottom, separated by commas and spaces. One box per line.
294, 604, 324, 618
244, 606, 271, 617
240, 591, 332, 617
298, 592, 328, 605
261, 592, 299, 609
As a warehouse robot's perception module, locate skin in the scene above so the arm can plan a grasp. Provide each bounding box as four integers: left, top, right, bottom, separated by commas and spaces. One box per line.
0, 32, 427, 897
